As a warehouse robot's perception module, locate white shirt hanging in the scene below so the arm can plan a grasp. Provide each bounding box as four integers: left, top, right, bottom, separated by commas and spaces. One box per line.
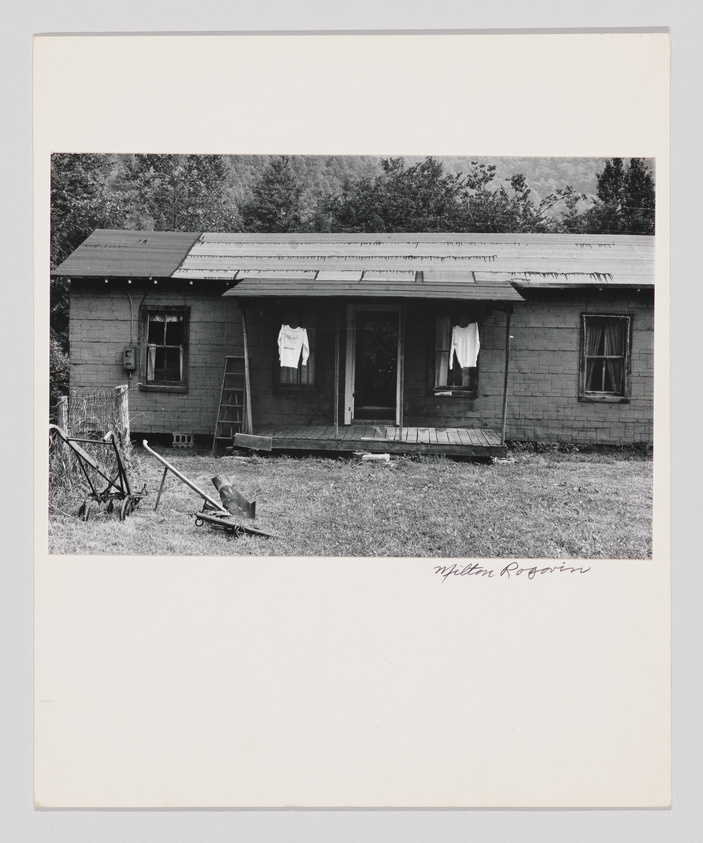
449, 322, 480, 369
278, 324, 310, 368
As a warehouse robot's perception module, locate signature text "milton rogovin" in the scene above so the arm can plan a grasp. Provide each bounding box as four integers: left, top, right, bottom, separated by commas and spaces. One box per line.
434, 561, 592, 583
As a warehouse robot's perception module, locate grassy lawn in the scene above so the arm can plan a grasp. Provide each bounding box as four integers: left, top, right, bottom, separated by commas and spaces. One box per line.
48, 443, 653, 559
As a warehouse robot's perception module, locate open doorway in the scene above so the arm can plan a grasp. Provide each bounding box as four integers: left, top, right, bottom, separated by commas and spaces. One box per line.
344, 305, 400, 423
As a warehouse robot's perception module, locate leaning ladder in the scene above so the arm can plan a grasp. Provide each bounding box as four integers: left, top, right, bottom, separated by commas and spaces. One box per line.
212, 356, 247, 452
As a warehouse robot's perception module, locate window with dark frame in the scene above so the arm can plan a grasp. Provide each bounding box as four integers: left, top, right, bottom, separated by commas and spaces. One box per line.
277, 312, 316, 386
580, 314, 631, 399
434, 315, 479, 394
141, 307, 189, 387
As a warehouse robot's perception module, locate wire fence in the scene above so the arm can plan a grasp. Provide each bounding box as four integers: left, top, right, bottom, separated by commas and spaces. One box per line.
50, 385, 135, 514
54, 385, 131, 449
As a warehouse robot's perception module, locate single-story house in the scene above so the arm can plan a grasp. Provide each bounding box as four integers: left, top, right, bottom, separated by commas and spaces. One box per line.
53, 230, 655, 458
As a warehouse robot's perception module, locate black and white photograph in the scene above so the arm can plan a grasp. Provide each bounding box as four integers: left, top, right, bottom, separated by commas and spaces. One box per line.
31, 31, 673, 814
49, 153, 655, 559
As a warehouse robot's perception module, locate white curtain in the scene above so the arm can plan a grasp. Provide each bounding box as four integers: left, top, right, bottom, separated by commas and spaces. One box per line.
147, 345, 156, 381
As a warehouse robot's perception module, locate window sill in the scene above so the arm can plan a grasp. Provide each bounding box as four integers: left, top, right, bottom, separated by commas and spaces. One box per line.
432, 390, 479, 399
138, 383, 188, 394
578, 394, 630, 404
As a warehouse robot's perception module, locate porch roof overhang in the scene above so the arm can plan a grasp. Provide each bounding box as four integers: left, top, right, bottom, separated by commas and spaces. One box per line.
221, 271, 525, 302
482, 271, 655, 290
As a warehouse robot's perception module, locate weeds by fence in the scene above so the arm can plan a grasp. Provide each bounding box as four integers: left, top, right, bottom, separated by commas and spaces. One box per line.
54, 384, 131, 447
50, 385, 138, 514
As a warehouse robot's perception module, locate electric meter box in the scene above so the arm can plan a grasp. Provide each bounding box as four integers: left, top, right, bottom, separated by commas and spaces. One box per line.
123, 347, 137, 370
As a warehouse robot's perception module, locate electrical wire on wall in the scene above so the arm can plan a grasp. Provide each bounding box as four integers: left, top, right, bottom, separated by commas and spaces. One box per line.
124, 281, 153, 389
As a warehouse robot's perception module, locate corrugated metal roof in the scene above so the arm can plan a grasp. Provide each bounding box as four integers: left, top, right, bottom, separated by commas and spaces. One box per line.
52, 229, 202, 278
52, 231, 655, 294
235, 269, 319, 280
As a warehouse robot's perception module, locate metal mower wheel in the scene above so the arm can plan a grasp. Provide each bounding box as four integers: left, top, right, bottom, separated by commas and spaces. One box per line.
119, 495, 138, 521
79, 499, 99, 521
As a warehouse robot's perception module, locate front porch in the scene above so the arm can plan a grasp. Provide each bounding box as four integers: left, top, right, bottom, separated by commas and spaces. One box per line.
249, 424, 507, 458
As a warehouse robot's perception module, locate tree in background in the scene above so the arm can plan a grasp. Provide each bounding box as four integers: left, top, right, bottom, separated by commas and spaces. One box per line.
321, 157, 468, 232
457, 161, 511, 232
49, 337, 70, 420
463, 169, 568, 233
50, 153, 127, 269
622, 158, 656, 234
240, 157, 307, 232
557, 185, 593, 234
585, 158, 655, 235
50, 154, 128, 405
51, 154, 239, 271
122, 154, 239, 232
322, 157, 589, 234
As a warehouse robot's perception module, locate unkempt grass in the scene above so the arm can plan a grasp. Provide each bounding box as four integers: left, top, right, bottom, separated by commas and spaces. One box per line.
48, 443, 653, 559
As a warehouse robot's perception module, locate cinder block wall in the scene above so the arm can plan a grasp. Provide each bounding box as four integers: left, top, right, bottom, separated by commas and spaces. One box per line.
404, 289, 653, 444
70, 284, 654, 445
505, 289, 654, 444
69, 280, 243, 436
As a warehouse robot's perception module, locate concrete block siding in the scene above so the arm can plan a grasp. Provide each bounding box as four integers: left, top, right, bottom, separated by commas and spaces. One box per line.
69, 280, 243, 435
69, 283, 654, 445
393, 289, 652, 444
497, 289, 653, 444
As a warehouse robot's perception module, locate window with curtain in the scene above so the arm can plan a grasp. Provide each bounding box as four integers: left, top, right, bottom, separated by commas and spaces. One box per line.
141, 307, 189, 388
580, 315, 631, 399
277, 312, 316, 386
434, 315, 479, 395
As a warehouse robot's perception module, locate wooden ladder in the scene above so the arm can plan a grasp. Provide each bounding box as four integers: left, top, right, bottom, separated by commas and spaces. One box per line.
212, 356, 247, 452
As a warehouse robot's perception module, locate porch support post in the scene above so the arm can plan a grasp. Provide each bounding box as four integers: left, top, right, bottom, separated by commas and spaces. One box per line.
241, 306, 253, 435
398, 302, 406, 435
334, 302, 340, 438
500, 306, 512, 446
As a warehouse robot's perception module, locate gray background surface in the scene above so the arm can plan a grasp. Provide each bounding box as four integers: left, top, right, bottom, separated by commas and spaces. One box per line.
3, 1, 698, 840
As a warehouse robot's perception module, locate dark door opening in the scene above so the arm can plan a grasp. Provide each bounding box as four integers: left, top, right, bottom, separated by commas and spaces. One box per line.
353, 310, 399, 421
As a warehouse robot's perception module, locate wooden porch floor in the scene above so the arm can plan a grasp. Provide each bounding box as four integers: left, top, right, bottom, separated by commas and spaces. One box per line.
259, 424, 507, 458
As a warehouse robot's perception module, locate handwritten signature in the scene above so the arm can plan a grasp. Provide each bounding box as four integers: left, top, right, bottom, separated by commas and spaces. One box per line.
434, 561, 592, 583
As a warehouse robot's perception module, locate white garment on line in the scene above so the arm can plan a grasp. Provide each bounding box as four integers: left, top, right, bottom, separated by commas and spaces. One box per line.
278, 324, 310, 368
449, 322, 480, 369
